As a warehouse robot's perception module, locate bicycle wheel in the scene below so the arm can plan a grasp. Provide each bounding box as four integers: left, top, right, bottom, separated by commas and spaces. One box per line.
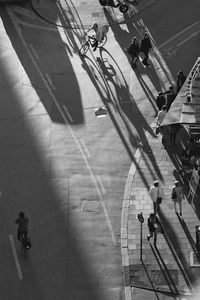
98, 35, 107, 48
119, 4, 129, 13
79, 42, 90, 56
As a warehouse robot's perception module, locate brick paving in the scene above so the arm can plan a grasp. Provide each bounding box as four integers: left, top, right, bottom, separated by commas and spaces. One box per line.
125, 120, 200, 298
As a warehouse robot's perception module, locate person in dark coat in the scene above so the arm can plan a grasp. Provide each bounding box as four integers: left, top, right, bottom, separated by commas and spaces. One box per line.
140, 32, 152, 66
164, 86, 177, 111
126, 37, 140, 68
147, 213, 163, 243
155, 91, 166, 111
176, 70, 186, 92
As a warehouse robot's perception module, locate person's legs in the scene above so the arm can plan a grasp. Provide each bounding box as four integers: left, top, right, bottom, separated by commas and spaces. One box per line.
147, 230, 154, 241
92, 39, 98, 51
17, 228, 21, 241
142, 51, 149, 65
174, 201, 178, 213
179, 201, 182, 215
153, 202, 158, 214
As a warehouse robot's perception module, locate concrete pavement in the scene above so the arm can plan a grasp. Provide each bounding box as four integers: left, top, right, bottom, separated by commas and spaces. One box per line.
30, 1, 200, 299
3, 1, 200, 300
31, 0, 159, 28
122, 78, 200, 299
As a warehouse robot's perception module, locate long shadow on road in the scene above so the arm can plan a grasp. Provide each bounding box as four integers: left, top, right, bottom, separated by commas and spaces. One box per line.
2, 2, 84, 125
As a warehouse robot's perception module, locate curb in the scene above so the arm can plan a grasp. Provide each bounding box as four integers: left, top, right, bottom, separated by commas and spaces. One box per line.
121, 121, 157, 300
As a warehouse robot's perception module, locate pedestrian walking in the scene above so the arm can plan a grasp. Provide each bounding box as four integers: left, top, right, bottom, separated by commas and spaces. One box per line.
149, 180, 164, 214
157, 105, 167, 126
126, 37, 140, 68
176, 70, 186, 92
155, 91, 166, 111
171, 181, 184, 216
140, 32, 152, 66
147, 213, 163, 243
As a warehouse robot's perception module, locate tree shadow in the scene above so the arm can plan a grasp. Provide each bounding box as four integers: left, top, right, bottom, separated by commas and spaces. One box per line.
2, 1, 84, 124
98, 48, 163, 180
177, 214, 198, 253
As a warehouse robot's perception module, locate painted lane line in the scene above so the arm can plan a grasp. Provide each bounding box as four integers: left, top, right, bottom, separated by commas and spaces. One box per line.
177, 30, 200, 47
96, 175, 106, 196
45, 73, 56, 90
9, 235, 23, 280
29, 44, 39, 60
159, 21, 199, 49
62, 105, 74, 123
7, 7, 117, 247
80, 139, 91, 159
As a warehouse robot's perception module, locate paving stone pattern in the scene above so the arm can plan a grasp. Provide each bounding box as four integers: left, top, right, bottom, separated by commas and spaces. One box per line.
128, 126, 200, 294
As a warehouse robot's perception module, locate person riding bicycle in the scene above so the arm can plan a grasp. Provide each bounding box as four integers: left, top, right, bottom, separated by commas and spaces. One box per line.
86, 22, 104, 51
15, 211, 29, 241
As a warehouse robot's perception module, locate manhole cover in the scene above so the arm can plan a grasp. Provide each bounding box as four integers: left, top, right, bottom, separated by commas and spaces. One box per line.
81, 200, 100, 212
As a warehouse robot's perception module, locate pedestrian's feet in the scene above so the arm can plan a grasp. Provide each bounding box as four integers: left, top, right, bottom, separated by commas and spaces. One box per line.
92, 47, 97, 52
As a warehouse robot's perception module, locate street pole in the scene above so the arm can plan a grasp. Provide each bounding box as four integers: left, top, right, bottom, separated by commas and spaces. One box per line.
137, 212, 144, 261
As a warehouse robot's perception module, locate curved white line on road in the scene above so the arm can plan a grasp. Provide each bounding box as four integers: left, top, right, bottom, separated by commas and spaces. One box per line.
45, 73, 56, 90
79, 138, 91, 159
9, 235, 23, 280
7, 7, 117, 247
158, 21, 199, 49
96, 175, 106, 196
62, 105, 74, 123
29, 44, 39, 60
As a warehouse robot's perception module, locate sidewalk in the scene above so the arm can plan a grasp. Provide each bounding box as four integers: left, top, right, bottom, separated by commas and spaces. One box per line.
31, 0, 159, 27
28, 1, 200, 299
122, 115, 200, 299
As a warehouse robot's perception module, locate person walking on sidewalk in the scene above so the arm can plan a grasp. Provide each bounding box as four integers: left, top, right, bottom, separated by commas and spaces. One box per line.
171, 181, 184, 216
147, 213, 163, 243
176, 70, 186, 92
149, 180, 164, 214
140, 32, 152, 66
126, 37, 140, 69
155, 91, 166, 112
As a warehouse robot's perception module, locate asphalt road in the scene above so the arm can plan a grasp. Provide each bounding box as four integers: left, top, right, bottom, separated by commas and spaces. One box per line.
140, 0, 200, 75
0, 0, 199, 300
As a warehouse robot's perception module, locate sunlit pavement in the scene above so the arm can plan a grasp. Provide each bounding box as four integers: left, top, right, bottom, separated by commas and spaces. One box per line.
1, 1, 200, 300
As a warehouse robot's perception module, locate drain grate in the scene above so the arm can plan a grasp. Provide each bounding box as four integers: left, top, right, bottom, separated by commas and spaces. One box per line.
81, 200, 100, 212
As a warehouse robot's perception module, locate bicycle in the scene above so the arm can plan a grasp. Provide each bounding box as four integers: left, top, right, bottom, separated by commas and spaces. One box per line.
79, 33, 107, 56
20, 232, 31, 257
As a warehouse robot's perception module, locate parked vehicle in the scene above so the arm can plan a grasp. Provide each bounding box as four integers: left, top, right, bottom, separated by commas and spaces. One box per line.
99, 0, 129, 14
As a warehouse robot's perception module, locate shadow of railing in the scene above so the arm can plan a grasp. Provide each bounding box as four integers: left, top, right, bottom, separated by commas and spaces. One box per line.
151, 243, 179, 295
177, 214, 198, 253
158, 210, 195, 293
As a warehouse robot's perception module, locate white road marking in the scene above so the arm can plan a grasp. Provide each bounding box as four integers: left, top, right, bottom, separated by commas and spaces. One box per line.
62, 105, 74, 123
7, 7, 117, 246
29, 44, 39, 60
177, 30, 200, 47
80, 138, 91, 159
96, 175, 106, 195
9, 235, 23, 280
45, 73, 56, 90
158, 21, 199, 49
